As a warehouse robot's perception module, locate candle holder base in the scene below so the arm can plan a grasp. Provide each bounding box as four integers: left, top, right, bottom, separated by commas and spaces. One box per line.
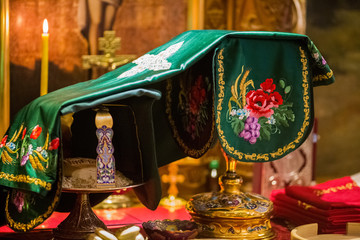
52, 192, 107, 240
160, 195, 187, 210
52, 182, 142, 240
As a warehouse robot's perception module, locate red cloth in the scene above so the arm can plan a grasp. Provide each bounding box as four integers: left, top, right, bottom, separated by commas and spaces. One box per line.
272, 190, 360, 220
273, 206, 346, 233
271, 176, 360, 234
285, 176, 360, 210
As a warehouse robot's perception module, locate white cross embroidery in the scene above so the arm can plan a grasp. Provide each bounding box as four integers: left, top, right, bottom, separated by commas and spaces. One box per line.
117, 41, 184, 79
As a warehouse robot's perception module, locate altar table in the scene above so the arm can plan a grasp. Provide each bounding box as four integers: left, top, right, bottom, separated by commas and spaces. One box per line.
0, 204, 291, 240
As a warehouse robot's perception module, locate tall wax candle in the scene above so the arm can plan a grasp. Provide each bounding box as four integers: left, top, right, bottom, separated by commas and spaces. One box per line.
40, 19, 48, 96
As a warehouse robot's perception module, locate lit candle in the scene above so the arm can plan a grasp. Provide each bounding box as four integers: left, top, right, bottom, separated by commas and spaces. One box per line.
40, 19, 49, 96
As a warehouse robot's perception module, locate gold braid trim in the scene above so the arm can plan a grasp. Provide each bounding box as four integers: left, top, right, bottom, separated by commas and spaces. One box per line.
216, 49, 245, 160
313, 69, 333, 83
314, 182, 358, 197
0, 172, 52, 191
216, 46, 311, 161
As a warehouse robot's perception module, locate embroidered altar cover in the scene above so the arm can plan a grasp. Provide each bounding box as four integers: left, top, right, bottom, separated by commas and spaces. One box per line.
0, 30, 334, 232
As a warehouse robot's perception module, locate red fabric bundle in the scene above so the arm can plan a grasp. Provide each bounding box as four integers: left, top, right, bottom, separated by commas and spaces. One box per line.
271, 175, 360, 234
286, 176, 360, 209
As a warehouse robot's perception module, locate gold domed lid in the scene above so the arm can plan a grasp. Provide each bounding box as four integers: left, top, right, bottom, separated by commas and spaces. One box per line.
186, 190, 273, 219
185, 155, 275, 239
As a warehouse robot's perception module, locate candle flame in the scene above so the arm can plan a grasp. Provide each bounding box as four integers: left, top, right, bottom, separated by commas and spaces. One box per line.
43, 19, 48, 34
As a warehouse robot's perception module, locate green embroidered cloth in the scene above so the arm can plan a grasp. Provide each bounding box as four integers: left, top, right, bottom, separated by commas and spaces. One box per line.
0, 30, 334, 232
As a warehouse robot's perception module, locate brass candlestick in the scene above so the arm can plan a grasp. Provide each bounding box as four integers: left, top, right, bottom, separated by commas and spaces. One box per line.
186, 152, 276, 239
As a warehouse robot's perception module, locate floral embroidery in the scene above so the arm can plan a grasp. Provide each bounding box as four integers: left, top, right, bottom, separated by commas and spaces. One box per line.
260, 78, 276, 93
308, 41, 327, 68
48, 138, 60, 150
12, 191, 25, 213
21, 152, 29, 166
21, 128, 26, 140
0, 135, 8, 148
1, 124, 57, 174
22, 129, 50, 171
10, 189, 37, 215
179, 75, 211, 140
30, 125, 42, 139
246, 88, 279, 118
0, 124, 23, 164
239, 117, 260, 144
228, 67, 295, 144
118, 41, 184, 78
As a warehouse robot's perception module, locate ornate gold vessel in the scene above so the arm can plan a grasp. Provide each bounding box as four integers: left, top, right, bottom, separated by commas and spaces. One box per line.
186, 154, 275, 239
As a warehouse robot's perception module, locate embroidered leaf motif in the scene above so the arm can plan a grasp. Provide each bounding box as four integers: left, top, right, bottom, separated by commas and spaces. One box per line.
273, 102, 295, 128
231, 117, 244, 136
258, 117, 271, 141
279, 79, 286, 89
284, 86, 291, 94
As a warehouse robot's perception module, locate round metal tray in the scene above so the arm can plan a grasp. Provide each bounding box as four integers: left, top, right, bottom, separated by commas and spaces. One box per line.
61, 182, 144, 193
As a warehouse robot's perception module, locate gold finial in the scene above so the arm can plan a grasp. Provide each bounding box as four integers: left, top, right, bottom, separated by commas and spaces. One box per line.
95, 106, 113, 129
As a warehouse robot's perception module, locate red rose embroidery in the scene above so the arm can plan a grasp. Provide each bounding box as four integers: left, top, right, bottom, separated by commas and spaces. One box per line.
269, 91, 283, 107
229, 75, 294, 144
30, 125, 42, 139
245, 89, 274, 118
260, 78, 276, 93
49, 138, 60, 150
0, 135, 8, 148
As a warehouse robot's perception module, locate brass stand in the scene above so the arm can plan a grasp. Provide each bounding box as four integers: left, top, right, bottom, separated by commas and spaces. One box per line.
186, 155, 276, 239
53, 192, 107, 240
